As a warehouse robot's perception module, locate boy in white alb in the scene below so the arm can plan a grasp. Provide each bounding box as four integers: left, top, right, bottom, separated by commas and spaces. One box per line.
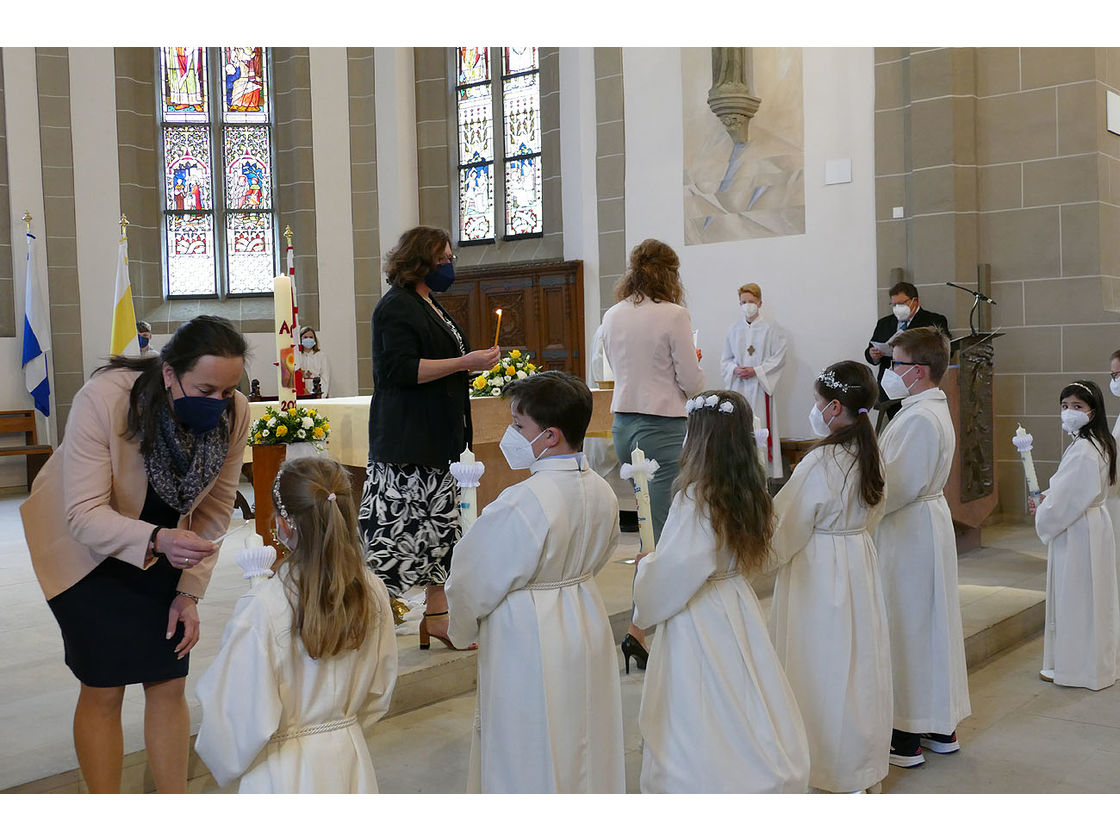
874, 327, 971, 768
445, 371, 625, 793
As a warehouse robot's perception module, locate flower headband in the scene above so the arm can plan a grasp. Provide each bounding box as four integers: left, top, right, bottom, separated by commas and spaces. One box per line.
272, 464, 339, 529
816, 370, 856, 392
686, 394, 734, 415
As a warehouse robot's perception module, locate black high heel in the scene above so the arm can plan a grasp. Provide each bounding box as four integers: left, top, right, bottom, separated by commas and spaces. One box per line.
621, 633, 648, 674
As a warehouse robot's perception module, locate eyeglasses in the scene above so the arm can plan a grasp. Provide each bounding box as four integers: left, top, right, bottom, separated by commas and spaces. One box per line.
890, 361, 927, 369
437, 252, 458, 265
1110, 371, 1120, 381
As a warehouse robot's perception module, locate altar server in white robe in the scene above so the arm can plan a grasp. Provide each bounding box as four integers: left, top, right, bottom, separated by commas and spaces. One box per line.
719, 282, 789, 479
634, 389, 810, 794
875, 327, 970, 768
1031, 380, 1119, 690
768, 362, 892, 793
446, 371, 625, 794
195, 457, 397, 793
1106, 350, 1120, 581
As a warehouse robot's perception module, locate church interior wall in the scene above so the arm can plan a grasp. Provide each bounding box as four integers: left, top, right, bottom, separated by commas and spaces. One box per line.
621, 47, 878, 442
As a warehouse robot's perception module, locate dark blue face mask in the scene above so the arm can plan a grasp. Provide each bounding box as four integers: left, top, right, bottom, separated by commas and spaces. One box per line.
173, 373, 230, 434
138, 335, 150, 349
426, 261, 456, 293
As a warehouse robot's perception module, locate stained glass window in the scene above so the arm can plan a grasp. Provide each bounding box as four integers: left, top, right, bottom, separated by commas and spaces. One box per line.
455, 47, 544, 244
501, 48, 542, 237
158, 47, 276, 297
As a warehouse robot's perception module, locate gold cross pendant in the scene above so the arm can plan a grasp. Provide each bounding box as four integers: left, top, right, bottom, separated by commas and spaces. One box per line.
747, 345, 755, 355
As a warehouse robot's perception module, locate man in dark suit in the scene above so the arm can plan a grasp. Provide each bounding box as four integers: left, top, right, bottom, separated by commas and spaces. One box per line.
864, 281, 950, 416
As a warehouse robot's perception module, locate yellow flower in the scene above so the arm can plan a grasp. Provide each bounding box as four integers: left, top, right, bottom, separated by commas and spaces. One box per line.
510, 349, 522, 359
288, 408, 298, 417
505, 365, 516, 376
275, 424, 288, 437
473, 375, 488, 390
308, 409, 317, 416
527, 363, 537, 372
490, 364, 501, 374
312, 427, 325, 440
253, 432, 263, 443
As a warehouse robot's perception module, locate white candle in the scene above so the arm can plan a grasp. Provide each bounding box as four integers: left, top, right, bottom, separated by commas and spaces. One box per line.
753, 414, 769, 471
630, 446, 657, 553
450, 446, 485, 532
1012, 424, 1041, 497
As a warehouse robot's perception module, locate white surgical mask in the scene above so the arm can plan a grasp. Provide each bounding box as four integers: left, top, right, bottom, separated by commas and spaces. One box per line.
1060, 409, 1091, 435
1110, 378, 1120, 398
893, 303, 912, 322
741, 302, 759, 320
301, 337, 315, 349
881, 366, 914, 401
499, 425, 549, 470
809, 402, 834, 438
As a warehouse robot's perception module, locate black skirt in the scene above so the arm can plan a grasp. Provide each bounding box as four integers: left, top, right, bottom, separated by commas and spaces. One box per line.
47, 484, 187, 688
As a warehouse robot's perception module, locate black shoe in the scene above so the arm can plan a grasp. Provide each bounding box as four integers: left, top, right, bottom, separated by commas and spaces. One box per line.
889, 729, 925, 768
920, 731, 960, 754
621, 633, 648, 674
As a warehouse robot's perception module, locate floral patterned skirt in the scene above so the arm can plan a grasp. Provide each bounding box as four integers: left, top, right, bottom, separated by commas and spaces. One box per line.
359, 460, 461, 598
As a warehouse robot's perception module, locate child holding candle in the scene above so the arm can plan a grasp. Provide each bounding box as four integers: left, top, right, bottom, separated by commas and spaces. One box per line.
1031, 380, 1120, 690
633, 389, 810, 793
194, 457, 398, 792
445, 372, 624, 793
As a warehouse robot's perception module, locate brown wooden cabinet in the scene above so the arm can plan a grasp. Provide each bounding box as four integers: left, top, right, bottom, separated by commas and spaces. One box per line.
440, 260, 584, 375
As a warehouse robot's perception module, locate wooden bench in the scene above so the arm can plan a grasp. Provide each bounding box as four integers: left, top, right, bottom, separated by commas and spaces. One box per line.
0, 410, 53, 489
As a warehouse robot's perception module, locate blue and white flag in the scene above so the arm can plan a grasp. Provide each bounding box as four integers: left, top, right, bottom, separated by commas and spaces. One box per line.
21, 231, 51, 417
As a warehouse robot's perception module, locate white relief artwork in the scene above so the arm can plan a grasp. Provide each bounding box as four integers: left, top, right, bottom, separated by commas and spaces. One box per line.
682, 47, 805, 244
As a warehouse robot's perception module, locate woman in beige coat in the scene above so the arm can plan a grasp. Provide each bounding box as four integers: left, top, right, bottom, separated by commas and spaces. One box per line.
21, 315, 250, 793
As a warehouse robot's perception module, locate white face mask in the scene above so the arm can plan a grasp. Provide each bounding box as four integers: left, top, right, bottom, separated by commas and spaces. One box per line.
1110, 378, 1120, 398
499, 425, 549, 470
892, 303, 912, 322
741, 302, 759, 320
808, 402, 834, 438
301, 337, 315, 349
1060, 408, 1091, 435
881, 366, 914, 400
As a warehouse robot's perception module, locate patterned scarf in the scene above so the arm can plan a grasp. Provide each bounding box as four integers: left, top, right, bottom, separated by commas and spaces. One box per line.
142, 392, 231, 515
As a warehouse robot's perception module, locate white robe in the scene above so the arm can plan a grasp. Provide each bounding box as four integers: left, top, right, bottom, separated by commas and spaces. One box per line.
634, 490, 810, 794
445, 455, 625, 793
875, 388, 971, 734
194, 569, 398, 792
768, 444, 893, 793
719, 315, 788, 478
298, 349, 331, 396
1107, 415, 1120, 588
1035, 436, 1120, 690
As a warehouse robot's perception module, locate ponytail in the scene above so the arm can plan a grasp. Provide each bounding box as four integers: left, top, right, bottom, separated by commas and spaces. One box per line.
813, 362, 885, 508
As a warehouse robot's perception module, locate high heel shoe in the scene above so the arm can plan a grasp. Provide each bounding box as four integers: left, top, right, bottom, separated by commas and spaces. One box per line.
419, 611, 477, 651
621, 633, 648, 674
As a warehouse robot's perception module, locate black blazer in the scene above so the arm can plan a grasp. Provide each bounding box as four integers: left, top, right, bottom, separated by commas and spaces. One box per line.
368, 285, 473, 468
863, 306, 950, 384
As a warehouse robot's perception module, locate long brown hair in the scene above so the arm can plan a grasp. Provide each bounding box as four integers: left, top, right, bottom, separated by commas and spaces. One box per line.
384, 225, 451, 289
1060, 380, 1117, 485
614, 238, 684, 305
674, 390, 772, 574
273, 457, 379, 659
812, 361, 884, 508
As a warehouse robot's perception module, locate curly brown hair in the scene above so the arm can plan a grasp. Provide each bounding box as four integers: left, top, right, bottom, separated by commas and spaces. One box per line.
674, 390, 773, 575
383, 226, 451, 289
614, 239, 684, 305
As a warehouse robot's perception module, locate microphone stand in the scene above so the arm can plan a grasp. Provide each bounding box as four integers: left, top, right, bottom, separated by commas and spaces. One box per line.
946, 281, 997, 336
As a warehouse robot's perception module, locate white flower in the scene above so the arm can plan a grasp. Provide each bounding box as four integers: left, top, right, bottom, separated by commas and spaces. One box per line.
301, 417, 314, 429
262, 429, 270, 437
516, 370, 527, 379
267, 417, 276, 427
491, 387, 501, 396
490, 378, 502, 387
297, 429, 307, 439
504, 375, 511, 383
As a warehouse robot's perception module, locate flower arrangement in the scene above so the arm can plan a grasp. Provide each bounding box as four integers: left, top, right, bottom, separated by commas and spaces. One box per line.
470, 348, 539, 397
249, 405, 331, 447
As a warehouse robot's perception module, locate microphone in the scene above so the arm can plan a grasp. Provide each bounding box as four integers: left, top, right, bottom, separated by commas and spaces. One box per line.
946, 281, 997, 305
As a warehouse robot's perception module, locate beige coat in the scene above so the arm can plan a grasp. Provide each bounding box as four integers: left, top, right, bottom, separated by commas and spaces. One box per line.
20, 368, 250, 601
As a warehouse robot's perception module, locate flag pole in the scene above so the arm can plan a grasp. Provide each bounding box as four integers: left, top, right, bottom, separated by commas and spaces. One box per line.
22, 211, 55, 447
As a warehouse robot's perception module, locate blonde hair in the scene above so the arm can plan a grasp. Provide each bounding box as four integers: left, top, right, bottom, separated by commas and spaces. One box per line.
675, 390, 773, 574
273, 457, 378, 660
614, 239, 684, 305
737, 283, 761, 302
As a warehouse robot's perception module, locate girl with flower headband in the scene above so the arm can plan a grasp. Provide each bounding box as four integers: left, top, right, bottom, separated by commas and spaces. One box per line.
768, 361, 893, 792
1031, 379, 1119, 690
633, 389, 810, 793
195, 457, 398, 792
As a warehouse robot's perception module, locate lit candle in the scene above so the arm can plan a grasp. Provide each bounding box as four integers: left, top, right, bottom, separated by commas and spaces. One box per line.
1012, 424, 1041, 498
450, 446, 486, 531
493, 309, 503, 348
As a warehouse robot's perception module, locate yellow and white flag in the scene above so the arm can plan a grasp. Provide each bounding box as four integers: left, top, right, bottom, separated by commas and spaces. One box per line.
110, 234, 138, 356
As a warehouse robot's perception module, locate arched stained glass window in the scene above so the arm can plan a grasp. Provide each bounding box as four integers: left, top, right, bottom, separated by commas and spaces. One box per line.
158, 47, 277, 297
455, 47, 543, 244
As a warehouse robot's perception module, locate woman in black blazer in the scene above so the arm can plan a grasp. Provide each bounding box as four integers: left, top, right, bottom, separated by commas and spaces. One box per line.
359, 226, 500, 651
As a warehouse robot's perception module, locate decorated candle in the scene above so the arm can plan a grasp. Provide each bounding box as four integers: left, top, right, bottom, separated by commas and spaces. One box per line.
620, 446, 659, 554
449, 446, 486, 531
236, 531, 276, 590
273, 274, 297, 411
1012, 424, 1041, 498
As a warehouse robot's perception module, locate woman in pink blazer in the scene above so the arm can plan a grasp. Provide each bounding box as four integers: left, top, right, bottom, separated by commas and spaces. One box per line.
21, 315, 250, 793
